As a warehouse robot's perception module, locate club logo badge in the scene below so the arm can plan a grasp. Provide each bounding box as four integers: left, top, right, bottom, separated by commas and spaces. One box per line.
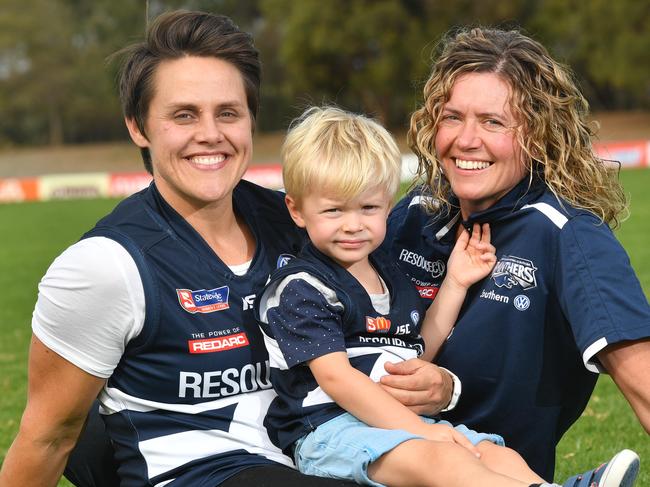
491, 255, 538, 291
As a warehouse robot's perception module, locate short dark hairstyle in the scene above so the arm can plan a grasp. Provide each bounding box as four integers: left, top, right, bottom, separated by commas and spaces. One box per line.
115, 10, 260, 174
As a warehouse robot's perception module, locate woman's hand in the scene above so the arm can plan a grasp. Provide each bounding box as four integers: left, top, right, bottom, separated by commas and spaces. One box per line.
380, 359, 454, 415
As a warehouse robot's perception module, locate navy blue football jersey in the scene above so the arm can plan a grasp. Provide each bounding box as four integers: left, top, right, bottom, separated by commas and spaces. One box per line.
384, 177, 650, 479
258, 243, 425, 452
83, 181, 305, 486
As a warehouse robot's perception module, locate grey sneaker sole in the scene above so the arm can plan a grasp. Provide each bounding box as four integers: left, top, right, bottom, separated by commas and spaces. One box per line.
600, 449, 640, 487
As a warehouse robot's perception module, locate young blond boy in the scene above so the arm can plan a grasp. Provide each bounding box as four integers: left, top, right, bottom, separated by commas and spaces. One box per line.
256, 107, 639, 487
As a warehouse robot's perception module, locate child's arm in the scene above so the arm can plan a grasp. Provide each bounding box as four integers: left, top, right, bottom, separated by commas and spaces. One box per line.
419, 223, 496, 362
309, 351, 479, 455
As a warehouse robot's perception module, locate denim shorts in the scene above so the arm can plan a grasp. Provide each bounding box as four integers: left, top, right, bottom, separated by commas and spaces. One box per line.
293, 412, 504, 486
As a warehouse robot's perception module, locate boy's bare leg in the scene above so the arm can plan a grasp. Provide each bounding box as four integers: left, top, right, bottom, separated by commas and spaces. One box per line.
477, 441, 546, 483
367, 439, 539, 487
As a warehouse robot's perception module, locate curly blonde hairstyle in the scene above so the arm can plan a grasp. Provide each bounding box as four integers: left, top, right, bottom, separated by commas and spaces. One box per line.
408, 27, 627, 227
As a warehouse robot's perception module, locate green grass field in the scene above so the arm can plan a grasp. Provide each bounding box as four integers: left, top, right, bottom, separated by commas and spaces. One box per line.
0, 170, 648, 486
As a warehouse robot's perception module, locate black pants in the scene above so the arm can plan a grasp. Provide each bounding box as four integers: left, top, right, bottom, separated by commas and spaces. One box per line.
64, 402, 356, 487
63, 402, 119, 487
221, 466, 357, 487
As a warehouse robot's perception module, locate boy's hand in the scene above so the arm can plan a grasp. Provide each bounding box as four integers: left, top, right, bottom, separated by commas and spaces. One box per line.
446, 223, 496, 289
420, 423, 481, 458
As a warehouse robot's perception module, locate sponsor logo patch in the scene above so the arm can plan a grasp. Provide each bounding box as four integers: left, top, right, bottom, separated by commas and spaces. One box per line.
177, 286, 230, 314
480, 289, 510, 304
416, 285, 439, 300
277, 254, 294, 268
366, 316, 391, 333
410, 310, 420, 326
188, 332, 250, 354
491, 255, 538, 290
398, 249, 445, 278
242, 293, 256, 311
513, 295, 530, 311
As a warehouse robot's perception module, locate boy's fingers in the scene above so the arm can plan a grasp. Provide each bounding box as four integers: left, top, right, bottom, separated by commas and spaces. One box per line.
457, 227, 470, 247
481, 223, 491, 244
470, 223, 481, 244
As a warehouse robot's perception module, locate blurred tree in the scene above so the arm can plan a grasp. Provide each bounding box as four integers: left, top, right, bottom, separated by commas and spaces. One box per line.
259, 0, 432, 128
258, 0, 545, 129
529, 0, 650, 109
0, 0, 648, 146
0, 0, 143, 146
145, 0, 261, 24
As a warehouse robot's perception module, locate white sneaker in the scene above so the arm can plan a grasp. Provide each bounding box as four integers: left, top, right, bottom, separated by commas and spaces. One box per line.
561, 449, 640, 487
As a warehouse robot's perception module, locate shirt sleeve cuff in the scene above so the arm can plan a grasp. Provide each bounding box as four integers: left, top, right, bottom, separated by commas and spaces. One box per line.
583, 337, 609, 373
439, 367, 462, 412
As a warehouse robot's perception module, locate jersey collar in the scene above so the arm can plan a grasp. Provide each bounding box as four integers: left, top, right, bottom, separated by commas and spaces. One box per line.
423, 174, 546, 242
460, 174, 546, 229
145, 181, 259, 278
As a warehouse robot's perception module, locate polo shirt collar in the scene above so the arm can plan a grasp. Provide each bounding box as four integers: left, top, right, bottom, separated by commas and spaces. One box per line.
423, 174, 546, 243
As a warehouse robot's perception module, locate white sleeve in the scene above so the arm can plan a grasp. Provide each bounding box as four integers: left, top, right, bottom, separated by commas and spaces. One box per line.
32, 236, 145, 378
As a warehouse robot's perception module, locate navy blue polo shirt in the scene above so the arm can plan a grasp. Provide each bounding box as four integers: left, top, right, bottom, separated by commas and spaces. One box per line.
384, 177, 650, 479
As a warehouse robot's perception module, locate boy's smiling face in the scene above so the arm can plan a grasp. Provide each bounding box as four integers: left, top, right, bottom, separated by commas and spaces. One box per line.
286, 187, 391, 271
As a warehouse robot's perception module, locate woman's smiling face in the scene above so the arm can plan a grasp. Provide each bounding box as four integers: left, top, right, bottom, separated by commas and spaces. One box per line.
126, 56, 253, 214
434, 72, 527, 218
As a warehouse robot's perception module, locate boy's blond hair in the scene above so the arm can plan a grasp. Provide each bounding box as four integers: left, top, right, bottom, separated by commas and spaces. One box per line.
282, 106, 402, 203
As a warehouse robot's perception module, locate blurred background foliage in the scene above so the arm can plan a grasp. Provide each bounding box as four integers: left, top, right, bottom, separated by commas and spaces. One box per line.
0, 0, 648, 147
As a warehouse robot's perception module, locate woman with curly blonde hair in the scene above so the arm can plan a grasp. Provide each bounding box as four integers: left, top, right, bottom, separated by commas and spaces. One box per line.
383, 27, 650, 483
408, 27, 626, 226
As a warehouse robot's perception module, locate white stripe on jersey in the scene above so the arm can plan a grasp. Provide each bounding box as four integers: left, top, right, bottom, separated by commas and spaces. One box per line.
435, 212, 461, 241
302, 385, 334, 408
99, 386, 243, 414
302, 346, 419, 408
102, 387, 292, 480
140, 388, 292, 478
260, 327, 289, 370
408, 194, 437, 208
522, 203, 568, 229
347, 345, 419, 382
